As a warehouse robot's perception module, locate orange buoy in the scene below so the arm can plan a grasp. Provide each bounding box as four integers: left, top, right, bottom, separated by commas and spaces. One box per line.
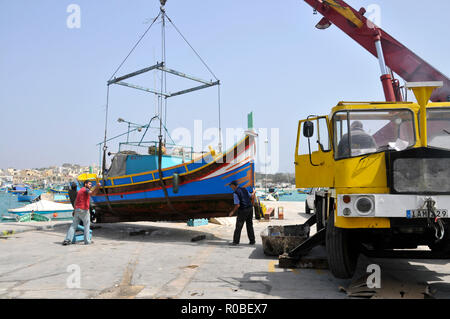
53, 213, 58, 218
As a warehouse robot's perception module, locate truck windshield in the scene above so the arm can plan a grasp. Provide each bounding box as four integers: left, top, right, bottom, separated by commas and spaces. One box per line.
334, 110, 415, 159
428, 108, 450, 150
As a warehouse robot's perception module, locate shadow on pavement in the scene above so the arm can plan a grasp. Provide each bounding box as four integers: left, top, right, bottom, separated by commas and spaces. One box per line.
48, 222, 226, 247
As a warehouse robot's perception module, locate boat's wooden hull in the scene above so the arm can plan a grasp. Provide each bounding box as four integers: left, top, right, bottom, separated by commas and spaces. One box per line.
92, 135, 256, 223
93, 194, 236, 223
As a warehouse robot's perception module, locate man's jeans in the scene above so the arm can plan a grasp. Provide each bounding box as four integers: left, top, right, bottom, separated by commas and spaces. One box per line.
65, 209, 91, 244
233, 207, 255, 244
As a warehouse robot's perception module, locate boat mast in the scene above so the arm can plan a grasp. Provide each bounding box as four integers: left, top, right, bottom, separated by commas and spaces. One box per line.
160, 0, 167, 146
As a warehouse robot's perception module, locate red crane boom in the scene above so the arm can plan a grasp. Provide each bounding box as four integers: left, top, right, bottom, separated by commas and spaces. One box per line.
303, 0, 450, 102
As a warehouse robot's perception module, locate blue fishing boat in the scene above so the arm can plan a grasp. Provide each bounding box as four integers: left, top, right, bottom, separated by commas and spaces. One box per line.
86, 1, 257, 223
16, 186, 40, 202
89, 135, 256, 223
49, 184, 70, 195
8, 185, 28, 195
52, 193, 71, 203
17, 193, 39, 202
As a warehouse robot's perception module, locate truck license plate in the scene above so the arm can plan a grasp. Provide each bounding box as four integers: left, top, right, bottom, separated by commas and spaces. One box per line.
406, 209, 448, 219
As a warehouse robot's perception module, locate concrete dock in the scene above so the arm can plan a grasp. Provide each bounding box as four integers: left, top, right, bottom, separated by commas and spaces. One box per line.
1, 201, 450, 299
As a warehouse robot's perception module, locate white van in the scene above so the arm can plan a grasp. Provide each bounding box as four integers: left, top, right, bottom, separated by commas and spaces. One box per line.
305, 188, 325, 214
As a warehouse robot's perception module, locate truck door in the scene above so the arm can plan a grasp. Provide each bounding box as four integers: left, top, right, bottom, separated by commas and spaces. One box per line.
295, 116, 334, 188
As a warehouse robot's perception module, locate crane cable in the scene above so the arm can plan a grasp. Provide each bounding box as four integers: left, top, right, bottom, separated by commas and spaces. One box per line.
166, 13, 223, 152
99, 11, 161, 218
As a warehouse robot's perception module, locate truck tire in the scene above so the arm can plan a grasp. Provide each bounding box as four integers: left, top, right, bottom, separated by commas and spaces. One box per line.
326, 212, 358, 279
428, 240, 450, 253
315, 199, 324, 231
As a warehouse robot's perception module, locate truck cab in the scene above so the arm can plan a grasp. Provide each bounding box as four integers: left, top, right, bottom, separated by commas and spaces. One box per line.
295, 82, 450, 278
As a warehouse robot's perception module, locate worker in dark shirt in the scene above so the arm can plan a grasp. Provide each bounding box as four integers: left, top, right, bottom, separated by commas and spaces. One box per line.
68, 182, 78, 209
228, 181, 256, 246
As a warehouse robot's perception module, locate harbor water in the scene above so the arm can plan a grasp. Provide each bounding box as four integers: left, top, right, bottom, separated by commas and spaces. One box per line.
278, 192, 306, 202
0, 189, 306, 222
0, 190, 45, 222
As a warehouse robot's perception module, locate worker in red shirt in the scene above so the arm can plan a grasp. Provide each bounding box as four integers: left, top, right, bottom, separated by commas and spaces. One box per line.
62, 180, 100, 245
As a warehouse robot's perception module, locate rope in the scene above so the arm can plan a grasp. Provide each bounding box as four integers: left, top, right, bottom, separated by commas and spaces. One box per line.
96, 177, 117, 217
165, 14, 218, 81
424, 197, 446, 242
157, 135, 184, 219
217, 84, 223, 153
108, 12, 161, 82
162, 11, 168, 144
155, 9, 183, 219
102, 86, 110, 174
165, 13, 222, 152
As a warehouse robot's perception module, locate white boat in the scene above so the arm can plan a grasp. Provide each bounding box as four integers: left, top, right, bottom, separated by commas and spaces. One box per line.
8, 200, 74, 220
266, 193, 279, 201
256, 190, 279, 201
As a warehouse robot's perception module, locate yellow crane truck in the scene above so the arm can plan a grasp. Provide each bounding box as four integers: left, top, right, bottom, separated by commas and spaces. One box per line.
292, 82, 450, 278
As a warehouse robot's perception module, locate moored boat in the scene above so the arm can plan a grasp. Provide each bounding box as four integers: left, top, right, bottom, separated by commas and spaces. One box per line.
8, 200, 73, 220
8, 185, 28, 195
17, 188, 39, 202
49, 184, 70, 195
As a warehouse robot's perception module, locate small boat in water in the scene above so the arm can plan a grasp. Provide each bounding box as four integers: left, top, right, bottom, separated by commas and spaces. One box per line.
8, 185, 28, 195
8, 200, 73, 220
49, 184, 70, 195
53, 194, 71, 203
17, 188, 39, 202
39, 191, 71, 204
17, 194, 39, 202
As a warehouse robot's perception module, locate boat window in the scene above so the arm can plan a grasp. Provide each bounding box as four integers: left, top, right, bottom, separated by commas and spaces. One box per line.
334, 110, 415, 159
428, 108, 450, 150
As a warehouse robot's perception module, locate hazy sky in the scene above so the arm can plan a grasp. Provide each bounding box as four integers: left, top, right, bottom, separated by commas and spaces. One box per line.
1, 0, 449, 172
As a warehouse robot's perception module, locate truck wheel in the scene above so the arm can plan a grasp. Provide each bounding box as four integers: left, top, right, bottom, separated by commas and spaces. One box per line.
326, 212, 358, 279
428, 240, 450, 253
315, 199, 324, 231
305, 202, 311, 214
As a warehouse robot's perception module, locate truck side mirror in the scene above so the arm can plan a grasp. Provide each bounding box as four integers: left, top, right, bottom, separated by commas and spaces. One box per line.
303, 121, 314, 138
303, 120, 319, 167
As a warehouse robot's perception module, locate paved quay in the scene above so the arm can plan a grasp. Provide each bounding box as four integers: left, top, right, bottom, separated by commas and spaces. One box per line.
1, 201, 450, 299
